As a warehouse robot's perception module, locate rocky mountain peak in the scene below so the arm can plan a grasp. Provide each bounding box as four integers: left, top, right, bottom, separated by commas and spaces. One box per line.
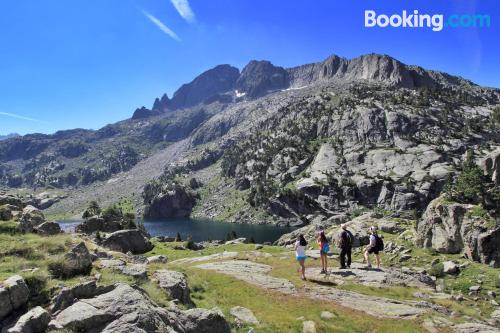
168, 64, 240, 110
235, 60, 289, 98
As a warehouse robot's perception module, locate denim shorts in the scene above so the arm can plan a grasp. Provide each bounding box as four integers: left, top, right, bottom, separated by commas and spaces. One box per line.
296, 256, 306, 261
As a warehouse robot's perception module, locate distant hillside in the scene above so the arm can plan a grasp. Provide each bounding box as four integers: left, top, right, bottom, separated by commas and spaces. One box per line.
0, 133, 20, 141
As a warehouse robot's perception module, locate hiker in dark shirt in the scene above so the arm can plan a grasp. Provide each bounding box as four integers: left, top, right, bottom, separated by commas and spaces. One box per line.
338, 223, 353, 269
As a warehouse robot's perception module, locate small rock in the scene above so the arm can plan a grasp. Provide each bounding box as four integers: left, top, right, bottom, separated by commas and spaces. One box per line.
320, 311, 336, 320
399, 254, 412, 262
120, 264, 148, 280
487, 291, 497, 299
442, 261, 459, 275
147, 255, 168, 264
491, 300, 499, 306
303, 320, 316, 333
230, 306, 259, 325
255, 244, 263, 250
469, 286, 481, 294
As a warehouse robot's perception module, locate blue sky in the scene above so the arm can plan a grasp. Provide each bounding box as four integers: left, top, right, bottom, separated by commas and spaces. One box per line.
0, 0, 498, 135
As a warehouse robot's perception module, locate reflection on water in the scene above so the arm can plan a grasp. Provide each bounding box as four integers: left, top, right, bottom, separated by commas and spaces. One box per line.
58, 218, 294, 243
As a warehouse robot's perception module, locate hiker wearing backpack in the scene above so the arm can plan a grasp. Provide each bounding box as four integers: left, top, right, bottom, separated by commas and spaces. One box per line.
364, 226, 383, 269
295, 234, 308, 281
317, 229, 330, 274
338, 224, 353, 269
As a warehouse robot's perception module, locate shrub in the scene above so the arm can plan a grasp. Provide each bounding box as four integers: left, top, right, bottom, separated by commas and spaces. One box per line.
23, 272, 50, 307
428, 263, 445, 278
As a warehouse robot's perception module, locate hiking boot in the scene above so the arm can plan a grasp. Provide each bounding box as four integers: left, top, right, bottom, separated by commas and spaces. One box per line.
320, 269, 326, 274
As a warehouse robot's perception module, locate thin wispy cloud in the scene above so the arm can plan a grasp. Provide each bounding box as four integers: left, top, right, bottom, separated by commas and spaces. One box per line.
0, 111, 47, 123
170, 0, 196, 23
142, 10, 181, 41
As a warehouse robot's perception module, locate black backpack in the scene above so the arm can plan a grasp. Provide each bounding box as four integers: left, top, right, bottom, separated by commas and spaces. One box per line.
345, 230, 353, 248
374, 234, 384, 251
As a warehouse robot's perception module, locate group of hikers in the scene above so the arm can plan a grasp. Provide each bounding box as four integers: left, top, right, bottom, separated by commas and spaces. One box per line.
294, 224, 384, 281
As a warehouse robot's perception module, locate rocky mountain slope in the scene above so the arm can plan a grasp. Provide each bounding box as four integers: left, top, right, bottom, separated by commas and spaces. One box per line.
1, 53, 499, 225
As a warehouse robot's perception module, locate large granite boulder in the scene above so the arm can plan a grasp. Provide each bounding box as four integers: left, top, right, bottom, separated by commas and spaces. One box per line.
75, 216, 122, 234
0, 275, 30, 321
58, 242, 93, 278
17, 206, 45, 233
153, 270, 192, 305
2, 306, 50, 333
34, 221, 62, 236
102, 230, 153, 254
416, 197, 500, 266
177, 308, 231, 333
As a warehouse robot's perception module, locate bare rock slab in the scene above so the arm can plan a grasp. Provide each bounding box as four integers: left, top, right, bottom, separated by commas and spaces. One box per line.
230, 306, 259, 325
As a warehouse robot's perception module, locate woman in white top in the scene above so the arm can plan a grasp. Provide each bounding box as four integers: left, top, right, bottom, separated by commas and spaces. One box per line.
295, 234, 308, 280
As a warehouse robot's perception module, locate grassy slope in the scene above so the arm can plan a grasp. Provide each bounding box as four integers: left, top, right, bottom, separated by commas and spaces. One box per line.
1, 221, 498, 332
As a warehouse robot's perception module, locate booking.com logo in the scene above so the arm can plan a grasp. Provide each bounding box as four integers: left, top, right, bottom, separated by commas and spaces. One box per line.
365, 10, 491, 31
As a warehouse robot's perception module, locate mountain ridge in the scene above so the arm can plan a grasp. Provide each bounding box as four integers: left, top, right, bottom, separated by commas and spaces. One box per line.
132, 52, 490, 119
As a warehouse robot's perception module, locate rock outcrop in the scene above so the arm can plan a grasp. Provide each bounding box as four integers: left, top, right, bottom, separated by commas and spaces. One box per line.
48, 283, 230, 333
416, 197, 500, 267
102, 229, 154, 254
144, 185, 198, 219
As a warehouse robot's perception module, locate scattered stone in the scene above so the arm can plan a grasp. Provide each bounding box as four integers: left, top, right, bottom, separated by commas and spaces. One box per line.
147, 255, 168, 264
487, 291, 497, 299
153, 270, 192, 305
3, 306, 50, 333
442, 261, 459, 275
302, 320, 316, 333
102, 229, 153, 254
320, 311, 336, 320
230, 306, 259, 325
255, 244, 264, 250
